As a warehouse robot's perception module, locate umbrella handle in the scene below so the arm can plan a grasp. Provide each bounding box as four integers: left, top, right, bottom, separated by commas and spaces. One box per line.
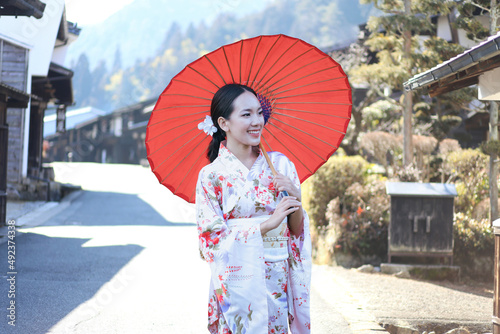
259, 142, 289, 197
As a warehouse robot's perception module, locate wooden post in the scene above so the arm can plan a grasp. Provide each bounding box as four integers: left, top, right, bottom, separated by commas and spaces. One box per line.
402, 0, 413, 167
494, 219, 500, 333
0, 94, 8, 226
490, 101, 499, 223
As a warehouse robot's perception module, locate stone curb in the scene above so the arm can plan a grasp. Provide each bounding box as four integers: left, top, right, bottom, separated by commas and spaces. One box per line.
0, 190, 84, 244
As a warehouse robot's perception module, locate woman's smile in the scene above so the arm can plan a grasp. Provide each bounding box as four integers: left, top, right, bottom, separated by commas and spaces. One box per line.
220, 91, 265, 149
248, 129, 261, 137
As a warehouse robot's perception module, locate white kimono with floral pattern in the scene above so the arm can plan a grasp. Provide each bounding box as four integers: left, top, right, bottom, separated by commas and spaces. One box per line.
195, 143, 311, 334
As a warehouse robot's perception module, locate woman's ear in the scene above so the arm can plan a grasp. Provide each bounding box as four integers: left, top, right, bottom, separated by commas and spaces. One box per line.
218, 117, 229, 132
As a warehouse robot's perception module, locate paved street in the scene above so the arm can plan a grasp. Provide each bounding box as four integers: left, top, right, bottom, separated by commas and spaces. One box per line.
0, 162, 355, 333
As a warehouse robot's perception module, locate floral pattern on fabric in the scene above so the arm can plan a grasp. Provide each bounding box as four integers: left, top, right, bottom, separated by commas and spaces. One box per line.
196, 143, 312, 333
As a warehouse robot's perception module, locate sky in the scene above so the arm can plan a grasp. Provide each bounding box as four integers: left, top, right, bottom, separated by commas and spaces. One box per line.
64, 0, 134, 26
64, 0, 271, 26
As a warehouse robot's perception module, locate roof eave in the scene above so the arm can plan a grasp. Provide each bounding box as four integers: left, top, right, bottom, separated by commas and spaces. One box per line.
404, 33, 500, 93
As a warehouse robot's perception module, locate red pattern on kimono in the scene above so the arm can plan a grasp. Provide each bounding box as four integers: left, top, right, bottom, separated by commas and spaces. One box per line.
195, 143, 311, 333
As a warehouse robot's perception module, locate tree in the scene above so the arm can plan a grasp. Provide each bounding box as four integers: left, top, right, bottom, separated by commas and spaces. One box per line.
72, 53, 93, 107
354, 0, 476, 167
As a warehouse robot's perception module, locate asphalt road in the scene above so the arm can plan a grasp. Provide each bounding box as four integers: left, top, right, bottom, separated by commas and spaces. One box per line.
0, 162, 353, 334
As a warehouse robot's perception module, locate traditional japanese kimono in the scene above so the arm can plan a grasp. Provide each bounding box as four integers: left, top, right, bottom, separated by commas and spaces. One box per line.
195, 142, 311, 334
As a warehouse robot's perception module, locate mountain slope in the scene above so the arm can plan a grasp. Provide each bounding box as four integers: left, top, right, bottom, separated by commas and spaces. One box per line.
66, 0, 272, 70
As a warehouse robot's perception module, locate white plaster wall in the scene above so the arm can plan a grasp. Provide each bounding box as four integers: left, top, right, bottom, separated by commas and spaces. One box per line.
0, 1, 66, 178
437, 16, 452, 41
0, 0, 65, 76
479, 67, 500, 101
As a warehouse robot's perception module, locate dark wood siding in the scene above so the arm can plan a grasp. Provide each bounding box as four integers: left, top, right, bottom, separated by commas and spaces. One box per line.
389, 196, 454, 254
1, 40, 28, 183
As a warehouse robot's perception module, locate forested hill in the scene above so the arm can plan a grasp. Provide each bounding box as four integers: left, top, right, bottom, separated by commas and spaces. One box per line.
69, 0, 375, 111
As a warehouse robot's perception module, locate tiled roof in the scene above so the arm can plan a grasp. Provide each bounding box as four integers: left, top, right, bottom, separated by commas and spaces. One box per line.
404, 32, 500, 91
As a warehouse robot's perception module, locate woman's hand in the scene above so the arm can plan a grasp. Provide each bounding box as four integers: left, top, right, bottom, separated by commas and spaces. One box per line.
273, 173, 301, 201
261, 196, 301, 235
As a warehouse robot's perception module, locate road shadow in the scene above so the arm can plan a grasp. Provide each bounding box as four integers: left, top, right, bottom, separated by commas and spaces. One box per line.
0, 233, 143, 334
50, 190, 196, 227
0, 189, 196, 333
418, 278, 494, 299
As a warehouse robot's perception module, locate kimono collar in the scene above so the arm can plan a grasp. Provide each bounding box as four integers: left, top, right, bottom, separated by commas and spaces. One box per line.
217, 141, 263, 176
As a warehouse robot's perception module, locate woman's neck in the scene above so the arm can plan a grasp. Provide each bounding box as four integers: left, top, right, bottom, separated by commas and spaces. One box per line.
225, 141, 259, 170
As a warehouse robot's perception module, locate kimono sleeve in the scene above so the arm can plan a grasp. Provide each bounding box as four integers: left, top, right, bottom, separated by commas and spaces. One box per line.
195, 167, 268, 332
280, 156, 312, 333
280, 157, 311, 270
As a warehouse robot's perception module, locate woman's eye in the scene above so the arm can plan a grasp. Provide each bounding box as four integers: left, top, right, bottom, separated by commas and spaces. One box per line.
243, 113, 250, 117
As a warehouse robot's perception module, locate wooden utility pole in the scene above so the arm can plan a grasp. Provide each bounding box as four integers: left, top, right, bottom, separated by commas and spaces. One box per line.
490, 0, 499, 223
490, 1, 500, 334
403, 0, 413, 166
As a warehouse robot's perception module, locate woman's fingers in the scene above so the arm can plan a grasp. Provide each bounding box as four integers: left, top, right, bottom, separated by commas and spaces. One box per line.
273, 174, 300, 200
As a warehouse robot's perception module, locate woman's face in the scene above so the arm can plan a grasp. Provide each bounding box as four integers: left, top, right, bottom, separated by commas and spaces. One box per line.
219, 91, 264, 149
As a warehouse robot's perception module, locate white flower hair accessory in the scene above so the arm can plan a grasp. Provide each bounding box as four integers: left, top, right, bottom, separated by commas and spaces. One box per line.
198, 115, 218, 136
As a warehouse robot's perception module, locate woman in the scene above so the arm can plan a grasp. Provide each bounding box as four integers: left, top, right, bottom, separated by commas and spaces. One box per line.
196, 83, 311, 334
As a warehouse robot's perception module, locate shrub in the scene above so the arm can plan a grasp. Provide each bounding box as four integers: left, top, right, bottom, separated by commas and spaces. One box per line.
453, 212, 494, 281
439, 138, 460, 155
393, 163, 422, 182
359, 131, 399, 170
442, 149, 489, 215
314, 176, 389, 266
332, 178, 389, 260
307, 155, 369, 229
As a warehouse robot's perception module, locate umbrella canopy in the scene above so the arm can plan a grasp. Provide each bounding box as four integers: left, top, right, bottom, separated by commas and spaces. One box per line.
146, 34, 352, 203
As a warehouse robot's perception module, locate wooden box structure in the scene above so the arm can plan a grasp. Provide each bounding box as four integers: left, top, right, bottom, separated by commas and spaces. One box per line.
386, 182, 458, 264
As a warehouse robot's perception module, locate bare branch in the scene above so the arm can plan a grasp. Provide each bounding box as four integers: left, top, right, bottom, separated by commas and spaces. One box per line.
467, 0, 491, 12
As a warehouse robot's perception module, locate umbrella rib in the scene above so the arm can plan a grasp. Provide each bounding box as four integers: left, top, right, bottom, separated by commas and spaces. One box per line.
172, 78, 216, 95
273, 108, 350, 120
148, 110, 207, 127
269, 117, 339, 149
256, 40, 303, 86
239, 41, 243, 83
162, 93, 212, 101
250, 35, 286, 86
177, 150, 206, 199
274, 77, 346, 96
204, 55, 227, 85
246, 36, 263, 84
263, 124, 325, 167
259, 48, 315, 89
276, 88, 350, 100
159, 131, 205, 183
262, 127, 314, 175
146, 117, 202, 143
275, 101, 351, 106
148, 126, 200, 162
222, 46, 235, 83
274, 109, 345, 135
272, 113, 347, 135
266, 57, 325, 90
186, 64, 221, 89
268, 59, 340, 91
151, 105, 209, 114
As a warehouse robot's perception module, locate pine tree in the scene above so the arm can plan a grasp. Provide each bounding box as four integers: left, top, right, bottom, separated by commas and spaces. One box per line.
353, 0, 475, 167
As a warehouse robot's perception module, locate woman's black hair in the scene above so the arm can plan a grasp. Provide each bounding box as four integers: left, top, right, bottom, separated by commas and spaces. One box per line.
207, 83, 258, 162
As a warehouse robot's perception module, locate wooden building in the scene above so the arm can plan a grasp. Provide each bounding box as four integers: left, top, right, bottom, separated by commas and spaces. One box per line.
0, 0, 80, 224
404, 30, 500, 334
45, 98, 155, 165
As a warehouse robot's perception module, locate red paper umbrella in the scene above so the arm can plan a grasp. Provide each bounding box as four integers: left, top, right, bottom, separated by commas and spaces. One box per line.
146, 34, 352, 203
